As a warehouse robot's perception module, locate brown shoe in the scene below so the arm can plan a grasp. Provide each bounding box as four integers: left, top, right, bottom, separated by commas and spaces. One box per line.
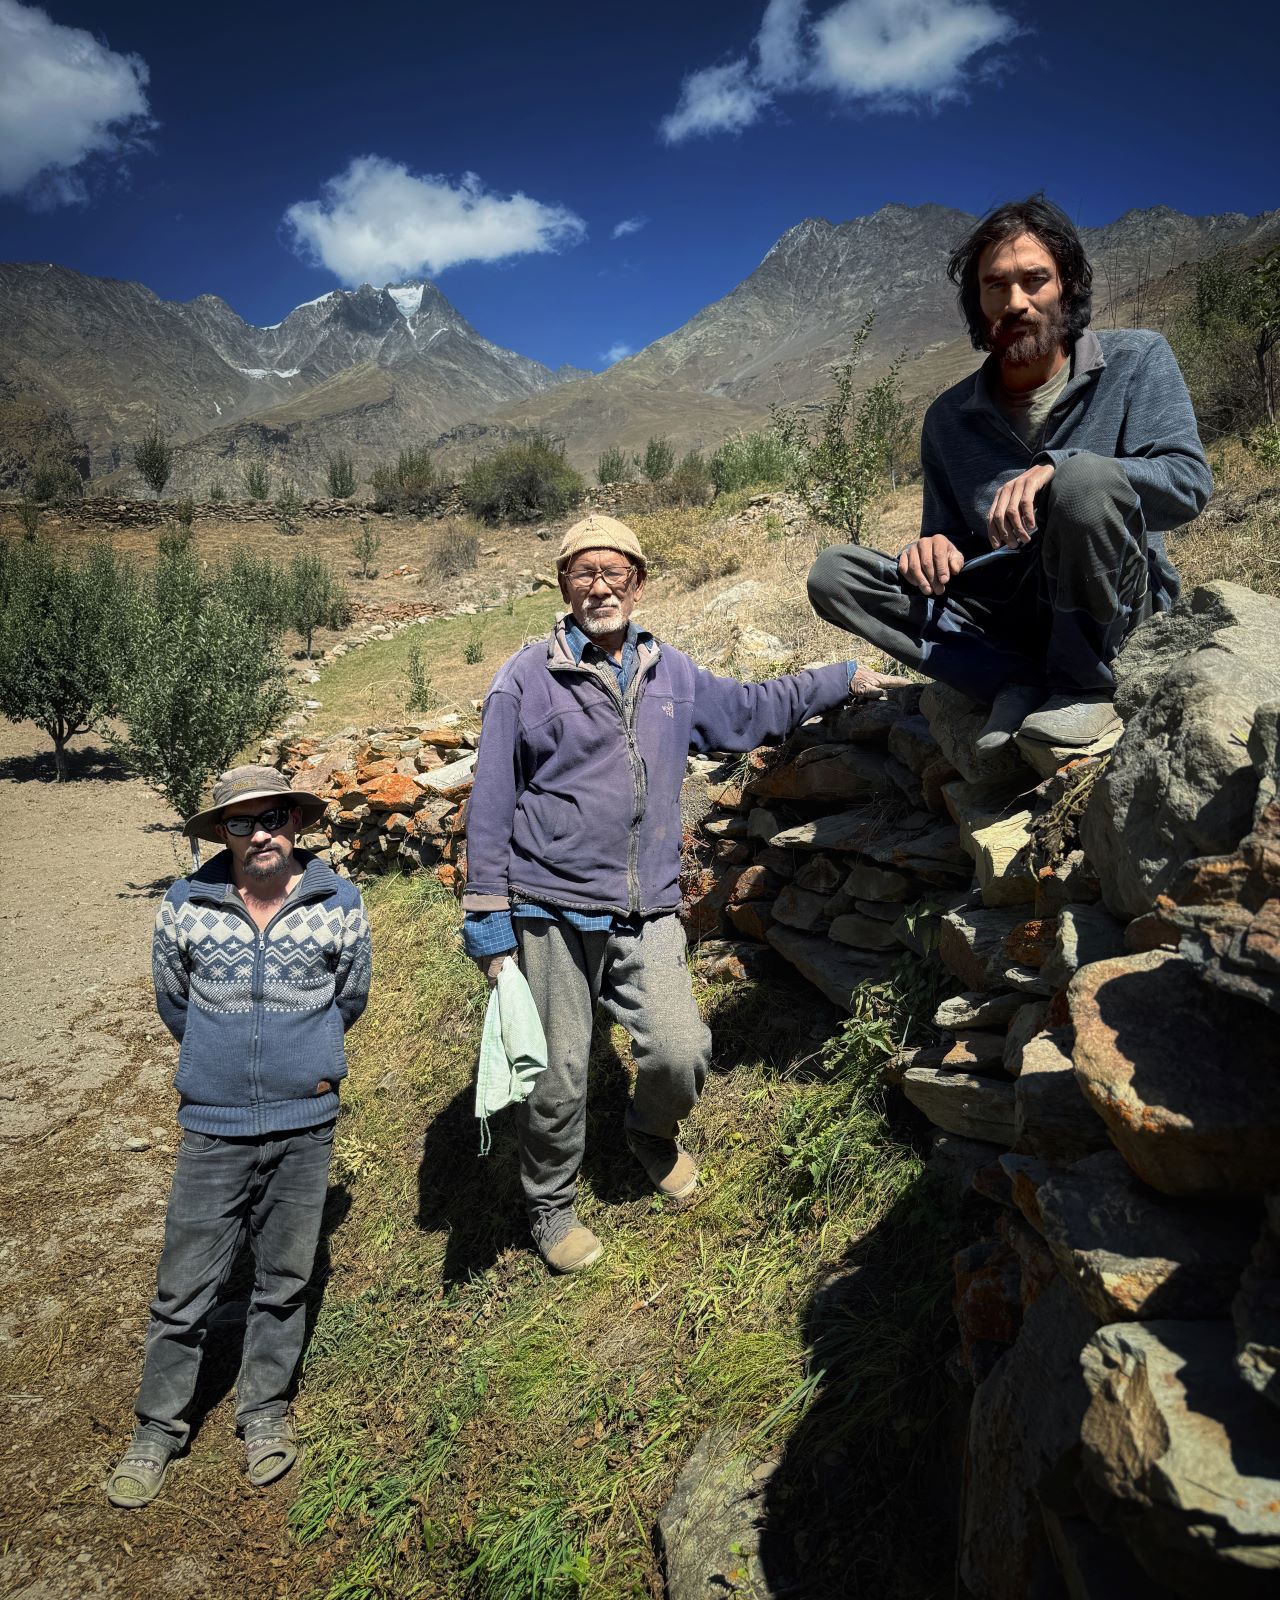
534, 1215, 603, 1273
627, 1133, 699, 1200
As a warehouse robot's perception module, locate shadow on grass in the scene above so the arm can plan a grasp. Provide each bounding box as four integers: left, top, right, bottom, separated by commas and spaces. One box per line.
0, 743, 133, 784
182, 1180, 352, 1451
755, 1169, 969, 1600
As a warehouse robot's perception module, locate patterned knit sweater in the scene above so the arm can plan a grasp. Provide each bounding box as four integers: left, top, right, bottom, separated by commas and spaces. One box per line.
152, 852, 372, 1135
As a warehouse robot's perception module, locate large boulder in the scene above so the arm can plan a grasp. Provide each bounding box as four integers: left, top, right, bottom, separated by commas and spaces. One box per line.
901, 1066, 1016, 1144
1079, 1320, 1280, 1595
1082, 582, 1280, 919
1069, 951, 1280, 1195
1032, 1151, 1258, 1322
959, 1277, 1099, 1600
1150, 800, 1280, 1015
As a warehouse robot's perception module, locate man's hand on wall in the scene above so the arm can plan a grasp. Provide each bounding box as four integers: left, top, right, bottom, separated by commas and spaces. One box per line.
897, 535, 966, 597
987, 462, 1055, 549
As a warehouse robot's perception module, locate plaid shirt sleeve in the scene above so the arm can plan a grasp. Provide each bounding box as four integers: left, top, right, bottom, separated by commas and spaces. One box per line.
463, 908, 518, 959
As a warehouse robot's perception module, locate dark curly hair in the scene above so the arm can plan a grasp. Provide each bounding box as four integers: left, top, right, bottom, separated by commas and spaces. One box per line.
947, 194, 1093, 352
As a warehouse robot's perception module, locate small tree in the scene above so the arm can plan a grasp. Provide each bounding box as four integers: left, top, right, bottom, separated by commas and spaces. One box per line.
370, 447, 444, 515
132, 415, 174, 499
274, 478, 305, 536
710, 429, 801, 494
285, 552, 351, 657
209, 480, 227, 503
405, 643, 435, 712
116, 545, 288, 827
352, 522, 381, 578
0, 541, 132, 778
327, 451, 356, 499
242, 460, 271, 501
17, 497, 40, 541
776, 315, 895, 544
859, 350, 916, 490
28, 458, 84, 504
219, 548, 290, 636
636, 435, 674, 483
596, 445, 630, 485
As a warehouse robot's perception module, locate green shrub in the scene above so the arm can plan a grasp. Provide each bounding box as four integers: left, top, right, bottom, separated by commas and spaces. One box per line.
405, 642, 435, 712
284, 551, 351, 657
462, 623, 485, 665
636, 435, 674, 483
274, 478, 305, 536
327, 450, 357, 499
596, 445, 630, 485
352, 522, 382, 578
173, 495, 195, 533
17, 498, 40, 541
710, 429, 800, 493
27, 457, 84, 504
369, 447, 445, 515
242, 460, 271, 500
132, 415, 174, 499
0, 540, 132, 779
208, 481, 227, 503
653, 450, 714, 507
1245, 423, 1280, 471
219, 549, 290, 636
458, 436, 584, 525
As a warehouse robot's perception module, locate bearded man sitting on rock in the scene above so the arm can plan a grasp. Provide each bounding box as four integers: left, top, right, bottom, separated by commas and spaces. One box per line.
807, 194, 1213, 755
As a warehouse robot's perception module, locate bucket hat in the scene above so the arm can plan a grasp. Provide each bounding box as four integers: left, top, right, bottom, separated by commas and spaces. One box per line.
183, 763, 326, 844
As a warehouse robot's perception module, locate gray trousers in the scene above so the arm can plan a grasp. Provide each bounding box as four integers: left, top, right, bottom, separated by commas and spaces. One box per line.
514, 914, 712, 1231
807, 454, 1155, 701
133, 1122, 334, 1452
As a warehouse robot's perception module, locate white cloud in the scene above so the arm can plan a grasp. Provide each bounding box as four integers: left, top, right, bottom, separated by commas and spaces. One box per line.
602, 343, 633, 365
284, 157, 587, 284
658, 0, 1014, 142
658, 59, 768, 145
811, 0, 1009, 102
611, 215, 647, 240
0, 0, 152, 204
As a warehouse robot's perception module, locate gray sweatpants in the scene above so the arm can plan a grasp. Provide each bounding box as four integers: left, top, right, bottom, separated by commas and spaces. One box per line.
807, 453, 1156, 701
514, 913, 712, 1230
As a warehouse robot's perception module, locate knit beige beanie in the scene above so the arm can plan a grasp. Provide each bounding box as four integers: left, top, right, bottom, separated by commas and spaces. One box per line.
556, 513, 648, 571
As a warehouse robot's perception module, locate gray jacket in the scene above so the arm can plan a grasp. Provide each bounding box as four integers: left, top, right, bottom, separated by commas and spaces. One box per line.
919, 328, 1213, 605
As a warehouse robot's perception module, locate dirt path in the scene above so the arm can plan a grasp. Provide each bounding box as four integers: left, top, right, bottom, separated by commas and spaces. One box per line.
0, 723, 319, 1599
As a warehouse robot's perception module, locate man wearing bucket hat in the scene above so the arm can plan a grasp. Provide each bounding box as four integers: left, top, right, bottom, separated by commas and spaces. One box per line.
106, 765, 371, 1509
463, 513, 865, 1273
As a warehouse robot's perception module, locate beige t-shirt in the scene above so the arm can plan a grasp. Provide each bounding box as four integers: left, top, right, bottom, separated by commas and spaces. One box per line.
998, 358, 1071, 450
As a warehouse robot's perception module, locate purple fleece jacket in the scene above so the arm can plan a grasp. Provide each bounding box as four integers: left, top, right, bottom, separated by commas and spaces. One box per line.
463, 619, 852, 918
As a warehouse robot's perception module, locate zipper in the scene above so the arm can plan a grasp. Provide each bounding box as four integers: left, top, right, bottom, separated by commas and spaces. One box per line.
551, 650, 655, 914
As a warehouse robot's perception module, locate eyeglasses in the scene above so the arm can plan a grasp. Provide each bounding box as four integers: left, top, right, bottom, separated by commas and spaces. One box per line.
564, 565, 636, 591
220, 804, 294, 837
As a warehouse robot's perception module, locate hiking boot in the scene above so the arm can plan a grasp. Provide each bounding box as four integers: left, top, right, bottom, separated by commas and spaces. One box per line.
532, 1210, 603, 1274
627, 1131, 699, 1201
106, 1439, 173, 1509
1018, 693, 1121, 748
975, 683, 1044, 755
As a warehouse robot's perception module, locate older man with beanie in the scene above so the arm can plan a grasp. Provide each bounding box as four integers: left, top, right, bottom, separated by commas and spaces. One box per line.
463, 513, 864, 1272
106, 765, 371, 1508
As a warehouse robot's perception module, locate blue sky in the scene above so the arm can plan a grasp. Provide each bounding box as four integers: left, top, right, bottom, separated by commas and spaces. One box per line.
0, 0, 1276, 372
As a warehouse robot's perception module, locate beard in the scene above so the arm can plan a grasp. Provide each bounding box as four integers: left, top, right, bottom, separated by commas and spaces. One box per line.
243, 842, 289, 880
990, 303, 1068, 368
578, 603, 626, 637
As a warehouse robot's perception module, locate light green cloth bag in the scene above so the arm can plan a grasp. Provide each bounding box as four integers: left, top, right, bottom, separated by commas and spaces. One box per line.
475, 958, 548, 1153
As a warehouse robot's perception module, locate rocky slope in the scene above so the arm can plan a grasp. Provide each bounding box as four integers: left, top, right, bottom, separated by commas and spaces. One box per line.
0, 264, 569, 486
481, 202, 1280, 468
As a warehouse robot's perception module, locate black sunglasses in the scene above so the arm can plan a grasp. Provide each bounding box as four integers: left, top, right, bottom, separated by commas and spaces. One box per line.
220, 804, 294, 837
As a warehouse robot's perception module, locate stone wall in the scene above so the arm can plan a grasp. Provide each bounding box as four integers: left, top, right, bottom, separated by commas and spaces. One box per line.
275, 579, 1280, 1597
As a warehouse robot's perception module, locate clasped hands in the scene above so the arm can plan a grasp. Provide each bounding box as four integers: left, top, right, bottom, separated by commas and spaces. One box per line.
897, 462, 1055, 597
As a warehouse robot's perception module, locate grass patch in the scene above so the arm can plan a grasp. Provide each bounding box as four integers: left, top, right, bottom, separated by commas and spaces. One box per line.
288, 875, 962, 1598
310, 590, 562, 732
